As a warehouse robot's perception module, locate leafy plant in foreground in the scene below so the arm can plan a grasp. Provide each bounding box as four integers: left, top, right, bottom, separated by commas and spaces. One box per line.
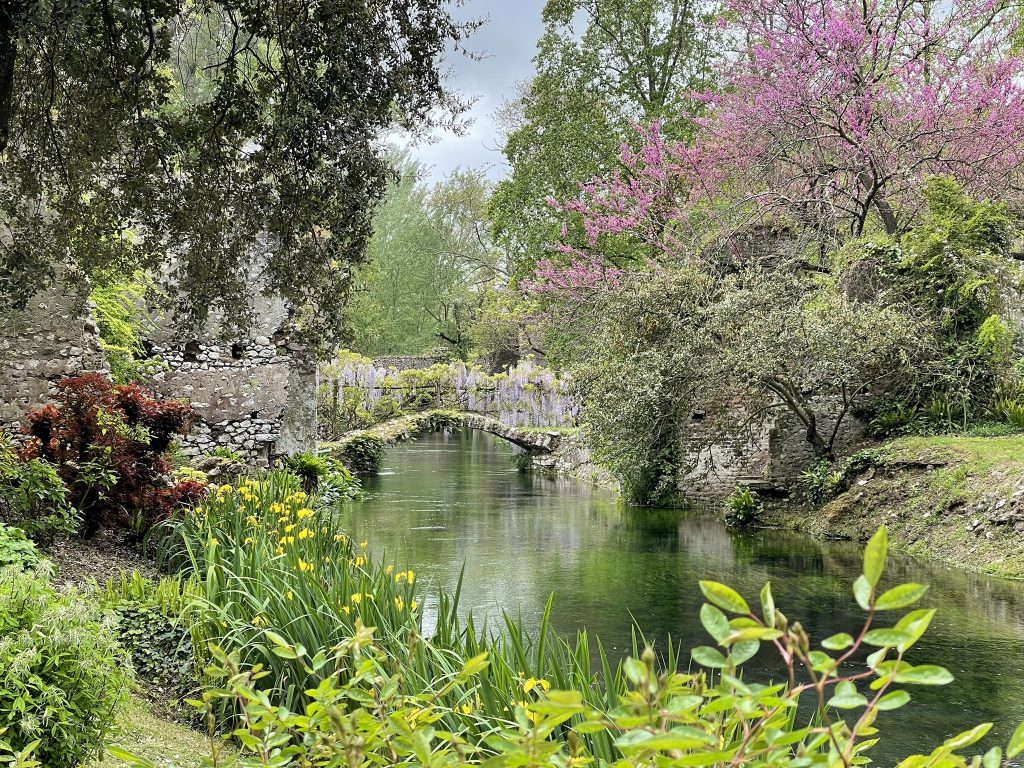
0, 564, 129, 768
123, 525, 1024, 768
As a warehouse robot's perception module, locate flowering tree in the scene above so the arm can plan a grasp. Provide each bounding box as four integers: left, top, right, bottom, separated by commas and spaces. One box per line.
534, 0, 1024, 293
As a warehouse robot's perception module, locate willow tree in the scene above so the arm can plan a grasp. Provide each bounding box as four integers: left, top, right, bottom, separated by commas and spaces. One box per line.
0, 1, 475, 348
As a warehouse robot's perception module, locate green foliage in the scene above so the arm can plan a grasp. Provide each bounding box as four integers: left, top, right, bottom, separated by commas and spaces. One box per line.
348, 154, 503, 356
90, 279, 165, 384
120, 522, 1024, 768
283, 451, 361, 501
114, 604, 197, 699
0, 437, 78, 543
1, 2, 473, 350
854, 178, 1023, 431
0, 564, 129, 768
0, 523, 41, 570
336, 434, 388, 475
802, 450, 883, 506
491, 0, 718, 280
724, 484, 762, 527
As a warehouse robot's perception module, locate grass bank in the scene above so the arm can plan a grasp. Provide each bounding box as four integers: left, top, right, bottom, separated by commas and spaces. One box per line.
767, 434, 1024, 579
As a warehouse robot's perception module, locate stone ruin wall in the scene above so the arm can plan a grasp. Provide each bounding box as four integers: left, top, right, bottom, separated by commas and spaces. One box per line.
0, 269, 108, 436
676, 403, 866, 503
371, 353, 451, 371
0, 274, 317, 465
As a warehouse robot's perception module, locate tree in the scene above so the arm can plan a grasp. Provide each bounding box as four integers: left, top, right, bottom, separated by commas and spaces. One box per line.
0, 1, 475, 348
349, 157, 502, 357
490, 0, 718, 281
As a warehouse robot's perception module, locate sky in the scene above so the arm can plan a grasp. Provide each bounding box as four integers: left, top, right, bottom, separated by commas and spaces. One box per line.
409, 0, 547, 184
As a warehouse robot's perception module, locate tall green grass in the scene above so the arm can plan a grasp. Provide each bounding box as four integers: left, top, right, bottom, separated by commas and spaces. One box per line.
156, 471, 656, 760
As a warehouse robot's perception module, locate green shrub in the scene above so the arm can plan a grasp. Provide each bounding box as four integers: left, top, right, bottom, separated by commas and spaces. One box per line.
723, 483, 761, 527
114, 603, 197, 698
337, 433, 387, 474
90, 279, 166, 385
119, 526, 1024, 768
0, 565, 129, 768
0, 523, 41, 570
282, 450, 333, 491
0, 437, 78, 543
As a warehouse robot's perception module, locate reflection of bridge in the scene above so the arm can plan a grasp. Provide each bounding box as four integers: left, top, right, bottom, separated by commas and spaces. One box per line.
323, 410, 567, 473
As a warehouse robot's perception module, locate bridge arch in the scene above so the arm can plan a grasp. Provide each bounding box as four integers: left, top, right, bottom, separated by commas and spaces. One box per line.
324, 410, 563, 473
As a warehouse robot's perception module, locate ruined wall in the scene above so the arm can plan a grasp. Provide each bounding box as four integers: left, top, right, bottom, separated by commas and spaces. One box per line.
675, 404, 866, 502
146, 297, 318, 465
0, 268, 108, 434
0, 274, 318, 464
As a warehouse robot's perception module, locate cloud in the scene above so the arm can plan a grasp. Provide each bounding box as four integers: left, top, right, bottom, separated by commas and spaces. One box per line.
407, 0, 546, 184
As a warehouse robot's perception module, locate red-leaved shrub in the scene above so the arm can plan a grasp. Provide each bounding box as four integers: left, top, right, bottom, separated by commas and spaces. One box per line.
22, 374, 206, 537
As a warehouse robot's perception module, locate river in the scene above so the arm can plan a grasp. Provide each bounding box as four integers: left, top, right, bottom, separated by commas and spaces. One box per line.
334, 429, 1024, 763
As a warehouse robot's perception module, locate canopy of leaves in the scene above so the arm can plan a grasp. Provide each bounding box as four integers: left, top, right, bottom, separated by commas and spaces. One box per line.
0, 1, 475, 349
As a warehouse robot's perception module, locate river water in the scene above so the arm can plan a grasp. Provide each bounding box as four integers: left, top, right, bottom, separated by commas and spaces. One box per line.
335, 430, 1024, 762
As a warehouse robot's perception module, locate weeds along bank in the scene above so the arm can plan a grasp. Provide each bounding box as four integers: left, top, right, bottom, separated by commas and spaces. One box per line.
764, 435, 1024, 580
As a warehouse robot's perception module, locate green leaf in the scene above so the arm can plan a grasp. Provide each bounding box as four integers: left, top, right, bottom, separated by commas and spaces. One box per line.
731, 640, 759, 666
875, 690, 911, 711
853, 575, 873, 611
863, 526, 888, 588
700, 603, 731, 644
761, 582, 776, 628
943, 723, 992, 750
827, 681, 868, 709
894, 664, 954, 686
821, 632, 854, 651
725, 626, 783, 644
863, 628, 914, 647
982, 746, 1002, 768
875, 583, 928, 611
691, 646, 728, 669
699, 581, 750, 614
1007, 720, 1024, 758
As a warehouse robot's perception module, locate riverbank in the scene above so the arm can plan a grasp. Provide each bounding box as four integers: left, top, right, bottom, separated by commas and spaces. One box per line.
765, 434, 1024, 579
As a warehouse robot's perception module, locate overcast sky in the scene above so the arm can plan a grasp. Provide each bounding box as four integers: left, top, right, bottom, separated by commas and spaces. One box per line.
408, 0, 547, 184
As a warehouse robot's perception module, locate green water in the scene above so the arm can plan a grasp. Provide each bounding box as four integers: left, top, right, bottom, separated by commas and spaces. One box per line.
336, 430, 1024, 762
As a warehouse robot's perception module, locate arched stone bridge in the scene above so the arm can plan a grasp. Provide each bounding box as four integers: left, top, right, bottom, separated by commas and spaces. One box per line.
322, 409, 565, 473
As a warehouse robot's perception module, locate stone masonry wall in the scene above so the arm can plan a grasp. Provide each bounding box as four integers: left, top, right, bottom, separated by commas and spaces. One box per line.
0, 268, 108, 435
676, 403, 865, 502
1, 275, 318, 465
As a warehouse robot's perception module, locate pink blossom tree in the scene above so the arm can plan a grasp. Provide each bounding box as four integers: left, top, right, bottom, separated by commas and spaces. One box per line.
532, 0, 1024, 294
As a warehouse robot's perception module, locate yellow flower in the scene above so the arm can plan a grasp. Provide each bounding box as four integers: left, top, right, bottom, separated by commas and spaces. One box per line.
283, 523, 297, 533
252, 615, 265, 627
243, 537, 253, 545
410, 600, 417, 612
298, 558, 314, 573
218, 483, 233, 494
351, 593, 362, 604
285, 590, 294, 601
523, 678, 550, 694
208, 537, 218, 547
353, 556, 365, 567
275, 545, 284, 555
407, 569, 415, 585
270, 502, 284, 515
334, 534, 346, 543
360, 540, 368, 549
298, 528, 313, 540
297, 508, 314, 520
385, 565, 394, 575
394, 571, 406, 583
460, 703, 473, 715
245, 515, 258, 526
394, 595, 404, 611
342, 605, 351, 615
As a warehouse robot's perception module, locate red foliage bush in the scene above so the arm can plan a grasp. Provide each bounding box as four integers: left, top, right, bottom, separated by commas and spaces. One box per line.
22, 374, 204, 536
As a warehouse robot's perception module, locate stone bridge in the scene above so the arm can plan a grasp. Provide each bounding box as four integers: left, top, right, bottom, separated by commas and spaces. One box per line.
322, 410, 564, 473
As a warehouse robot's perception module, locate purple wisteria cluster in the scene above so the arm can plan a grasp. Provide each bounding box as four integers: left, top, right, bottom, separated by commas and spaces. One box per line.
331, 357, 581, 428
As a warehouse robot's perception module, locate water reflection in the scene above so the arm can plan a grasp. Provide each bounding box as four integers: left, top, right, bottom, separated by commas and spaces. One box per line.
336, 430, 1024, 761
